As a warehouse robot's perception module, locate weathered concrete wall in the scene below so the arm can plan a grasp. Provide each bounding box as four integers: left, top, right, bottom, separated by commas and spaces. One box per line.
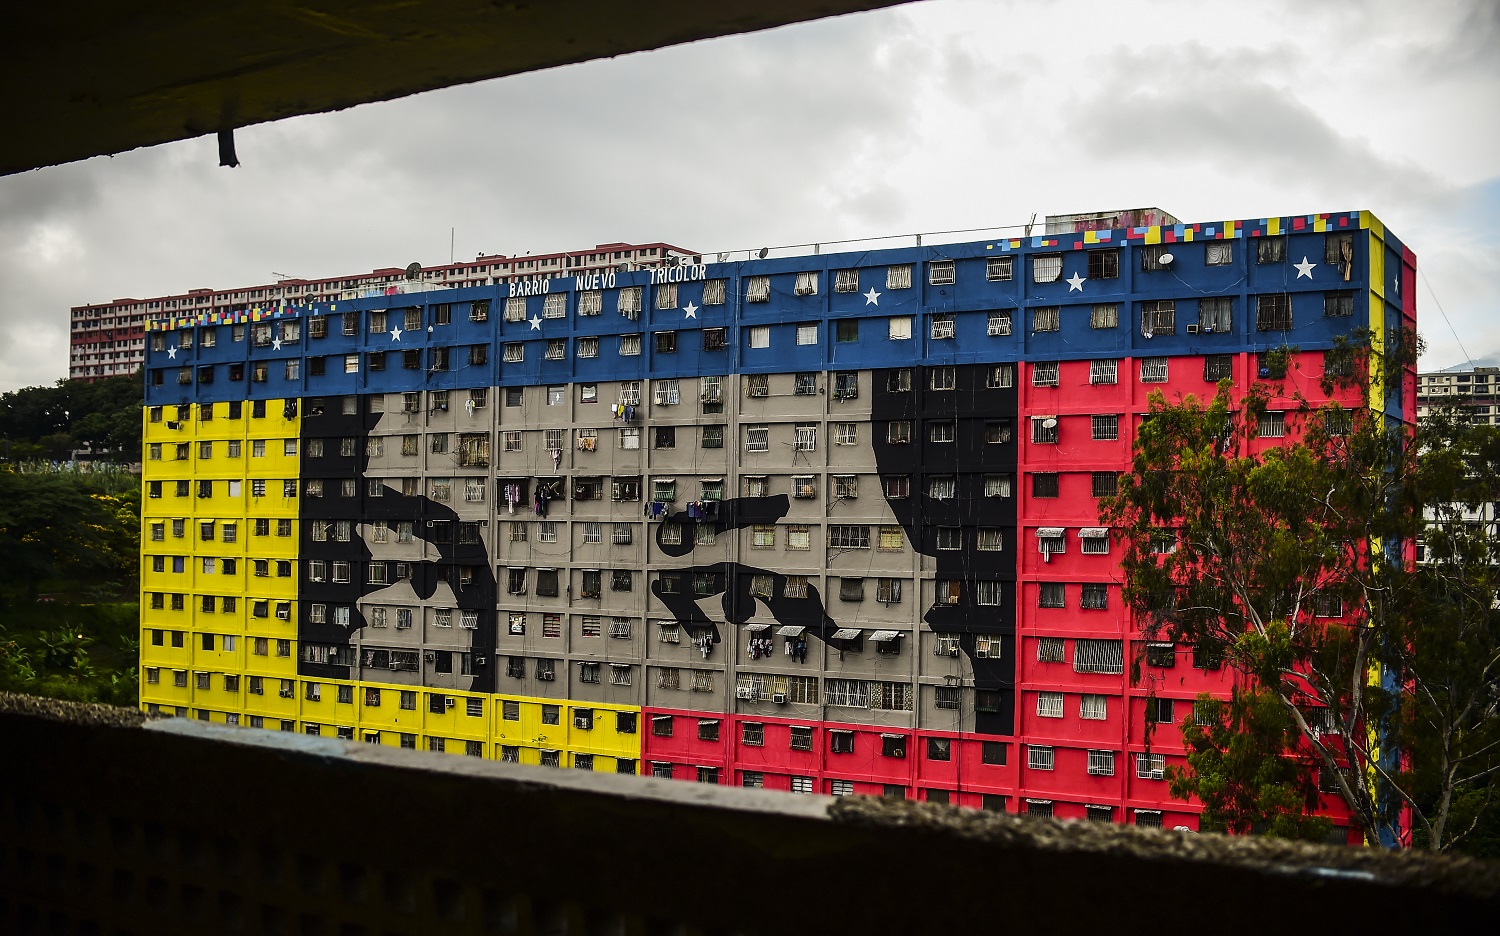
0, 692, 1494, 934
2, 1, 909, 176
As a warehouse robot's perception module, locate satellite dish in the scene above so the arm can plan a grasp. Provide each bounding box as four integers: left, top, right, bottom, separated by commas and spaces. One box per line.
1158, 253, 1175, 265
665, 255, 679, 267
615, 263, 630, 273
404, 262, 422, 280
716, 252, 729, 263
757, 247, 769, 259
1042, 418, 1058, 429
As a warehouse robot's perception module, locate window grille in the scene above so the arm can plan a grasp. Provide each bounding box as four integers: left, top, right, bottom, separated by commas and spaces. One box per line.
1074, 639, 1124, 674
1256, 293, 1293, 331
1139, 357, 1169, 383
1032, 254, 1062, 283
929, 260, 955, 285
1032, 361, 1060, 386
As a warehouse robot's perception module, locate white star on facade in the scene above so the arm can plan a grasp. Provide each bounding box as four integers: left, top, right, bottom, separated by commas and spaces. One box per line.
529, 315, 543, 331
863, 287, 881, 306
1294, 256, 1317, 279
1066, 272, 1086, 292
389, 326, 403, 342
272, 337, 282, 351
166, 346, 177, 359
683, 302, 699, 319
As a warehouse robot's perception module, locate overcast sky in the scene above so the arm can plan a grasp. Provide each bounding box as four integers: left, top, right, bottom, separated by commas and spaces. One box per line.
2, 0, 1496, 392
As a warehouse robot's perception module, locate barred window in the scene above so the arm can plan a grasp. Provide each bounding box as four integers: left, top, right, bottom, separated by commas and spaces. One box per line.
1091, 472, 1119, 497
886, 264, 912, 289
1032, 254, 1062, 283
1074, 639, 1124, 674
930, 314, 955, 339
1141, 300, 1175, 336
1259, 410, 1287, 438
1080, 694, 1108, 720
1139, 357, 1169, 383
929, 260, 955, 285
1080, 584, 1108, 610
1031, 417, 1058, 444
1205, 241, 1233, 266
703, 279, 726, 305
1256, 294, 1293, 331
988, 311, 1012, 336
1037, 637, 1065, 663
1032, 307, 1060, 332
834, 269, 860, 292
1087, 750, 1116, 776
1088, 249, 1119, 279
1038, 583, 1065, 608
1032, 473, 1059, 498
1090, 304, 1118, 329
1027, 746, 1055, 771
1036, 692, 1064, 718
746, 276, 770, 303
1032, 361, 1060, 387
1091, 414, 1119, 440
1089, 359, 1119, 384
829, 525, 870, 549
987, 256, 1013, 281
1203, 355, 1233, 382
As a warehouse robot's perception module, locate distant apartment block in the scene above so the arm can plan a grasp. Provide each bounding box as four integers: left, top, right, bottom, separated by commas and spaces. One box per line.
68, 242, 699, 380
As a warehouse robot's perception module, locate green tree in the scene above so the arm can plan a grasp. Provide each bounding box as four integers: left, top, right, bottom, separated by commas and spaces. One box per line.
0, 469, 140, 600
1100, 335, 1500, 851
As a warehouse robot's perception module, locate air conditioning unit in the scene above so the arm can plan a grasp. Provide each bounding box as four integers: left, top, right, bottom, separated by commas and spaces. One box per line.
1186, 324, 1200, 334
537, 671, 555, 682
771, 693, 787, 705
424, 651, 436, 663
166, 420, 180, 430
574, 716, 591, 729
445, 697, 455, 708
474, 656, 486, 666
735, 686, 754, 700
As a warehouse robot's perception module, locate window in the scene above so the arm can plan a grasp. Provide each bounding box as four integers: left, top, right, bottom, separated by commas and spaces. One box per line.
703, 279, 727, 305
929, 421, 956, 443
828, 525, 870, 549
654, 331, 677, 354
1087, 249, 1119, 279
794, 424, 816, 451
1146, 642, 1176, 668
1203, 354, 1233, 382
888, 316, 912, 340
886, 420, 912, 444
1136, 753, 1166, 780
1074, 639, 1124, 674
1088, 750, 1117, 777
984, 474, 1013, 498
1038, 583, 1065, 609
927, 475, 955, 500
1032, 254, 1062, 283
1081, 583, 1109, 610
1258, 410, 1287, 438
1032, 307, 1060, 332
1091, 414, 1119, 441
1091, 472, 1119, 497
1080, 694, 1108, 720
1257, 235, 1287, 264
886, 264, 912, 289
836, 319, 859, 343
1325, 291, 1355, 318
1140, 244, 1170, 272
1036, 692, 1064, 718
1198, 297, 1232, 332
1206, 241, 1233, 266
1027, 746, 1054, 771
931, 314, 955, 339
746, 276, 771, 303
1036, 637, 1065, 663
1032, 361, 1059, 387
619, 334, 641, 356
985, 365, 1014, 389
1256, 294, 1293, 331
618, 286, 643, 317
1137, 299, 1177, 338
1032, 473, 1059, 498
1139, 357, 1168, 383
794, 272, 819, 296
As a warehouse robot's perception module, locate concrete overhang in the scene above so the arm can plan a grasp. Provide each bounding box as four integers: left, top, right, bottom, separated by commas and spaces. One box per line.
2, 0, 910, 176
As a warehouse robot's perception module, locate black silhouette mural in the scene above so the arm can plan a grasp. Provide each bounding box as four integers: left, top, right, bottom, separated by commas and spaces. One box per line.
296, 360, 1016, 732
297, 398, 498, 693
646, 363, 1019, 735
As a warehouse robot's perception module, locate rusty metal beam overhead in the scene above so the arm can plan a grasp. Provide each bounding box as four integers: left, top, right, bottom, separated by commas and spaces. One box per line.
2, 0, 910, 177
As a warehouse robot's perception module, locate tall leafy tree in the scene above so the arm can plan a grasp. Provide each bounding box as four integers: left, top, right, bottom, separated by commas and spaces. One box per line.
1101, 333, 1500, 850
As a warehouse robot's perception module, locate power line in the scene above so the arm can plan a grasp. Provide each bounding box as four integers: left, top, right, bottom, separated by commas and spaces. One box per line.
1418, 268, 1474, 369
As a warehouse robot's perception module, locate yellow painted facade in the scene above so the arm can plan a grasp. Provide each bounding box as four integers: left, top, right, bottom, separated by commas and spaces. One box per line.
140, 398, 643, 767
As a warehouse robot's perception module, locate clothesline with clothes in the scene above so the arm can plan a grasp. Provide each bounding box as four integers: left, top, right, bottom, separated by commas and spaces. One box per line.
609, 403, 638, 422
